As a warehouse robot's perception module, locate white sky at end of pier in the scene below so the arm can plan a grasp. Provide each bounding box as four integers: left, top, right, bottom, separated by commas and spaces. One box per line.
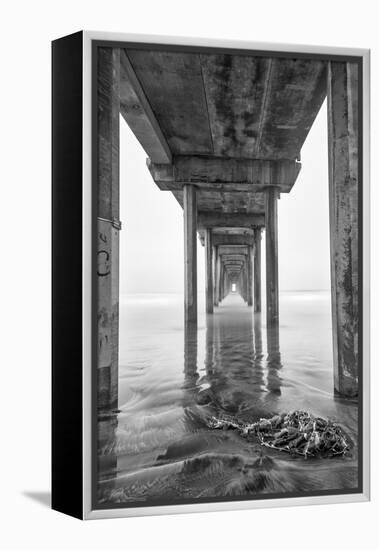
119, 100, 330, 295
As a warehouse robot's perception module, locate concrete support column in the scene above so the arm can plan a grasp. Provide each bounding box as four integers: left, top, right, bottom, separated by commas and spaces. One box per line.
265, 187, 279, 329
205, 229, 214, 314
222, 264, 226, 301
218, 263, 223, 302
97, 47, 121, 412
184, 184, 198, 325
241, 263, 247, 302
247, 246, 253, 306
212, 244, 216, 306
327, 61, 359, 397
254, 228, 262, 312
245, 261, 249, 303
242, 270, 245, 299
223, 268, 227, 299
214, 248, 220, 307
238, 271, 242, 300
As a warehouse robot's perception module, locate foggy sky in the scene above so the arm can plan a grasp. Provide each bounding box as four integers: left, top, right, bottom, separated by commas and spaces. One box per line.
119, 100, 330, 295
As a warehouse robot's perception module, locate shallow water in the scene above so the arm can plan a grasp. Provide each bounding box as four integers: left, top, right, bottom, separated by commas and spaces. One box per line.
97, 291, 358, 505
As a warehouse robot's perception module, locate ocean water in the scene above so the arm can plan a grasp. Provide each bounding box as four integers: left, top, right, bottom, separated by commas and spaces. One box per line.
97, 291, 358, 505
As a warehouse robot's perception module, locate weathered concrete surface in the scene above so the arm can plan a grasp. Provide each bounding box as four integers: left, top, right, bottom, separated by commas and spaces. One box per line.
126, 50, 213, 155
254, 228, 262, 312
97, 47, 121, 411
127, 50, 326, 160
200, 54, 326, 160
205, 230, 256, 247
148, 157, 301, 193
247, 246, 253, 306
265, 188, 279, 329
214, 249, 221, 307
184, 184, 198, 324
205, 229, 214, 314
327, 61, 359, 397
197, 212, 264, 229
172, 189, 265, 220
119, 50, 171, 164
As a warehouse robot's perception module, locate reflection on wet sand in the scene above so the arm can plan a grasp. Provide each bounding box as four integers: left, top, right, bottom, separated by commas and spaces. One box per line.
183, 323, 199, 389
97, 414, 118, 498
97, 293, 358, 505
266, 323, 283, 397
198, 299, 282, 421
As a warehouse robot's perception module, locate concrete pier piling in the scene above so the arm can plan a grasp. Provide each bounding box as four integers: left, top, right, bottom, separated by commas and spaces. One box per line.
265, 187, 279, 330
205, 229, 214, 314
184, 184, 198, 325
327, 61, 359, 397
247, 245, 253, 307
97, 47, 121, 412
254, 229, 262, 313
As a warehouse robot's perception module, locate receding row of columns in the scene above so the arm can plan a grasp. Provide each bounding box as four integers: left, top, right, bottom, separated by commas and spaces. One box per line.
181, 65, 359, 397
97, 49, 359, 410
183, 183, 279, 330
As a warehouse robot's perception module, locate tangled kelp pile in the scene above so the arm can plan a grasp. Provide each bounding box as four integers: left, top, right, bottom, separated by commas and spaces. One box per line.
207, 410, 349, 458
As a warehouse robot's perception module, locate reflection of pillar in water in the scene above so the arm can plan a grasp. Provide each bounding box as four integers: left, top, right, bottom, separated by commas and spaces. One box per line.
205, 309, 227, 404
183, 323, 199, 390
253, 314, 263, 361
97, 414, 118, 501
205, 313, 216, 377
253, 313, 265, 391
182, 323, 200, 418
266, 325, 282, 395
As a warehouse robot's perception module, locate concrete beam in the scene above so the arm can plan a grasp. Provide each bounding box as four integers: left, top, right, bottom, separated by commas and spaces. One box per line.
327, 61, 359, 397
210, 233, 255, 246
218, 245, 248, 256
212, 228, 256, 236
220, 254, 247, 261
197, 212, 265, 229
223, 261, 245, 267
120, 50, 172, 164
148, 156, 301, 192
199, 231, 255, 247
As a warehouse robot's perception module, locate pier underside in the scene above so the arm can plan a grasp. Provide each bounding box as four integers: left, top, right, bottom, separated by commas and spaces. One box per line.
96, 45, 359, 404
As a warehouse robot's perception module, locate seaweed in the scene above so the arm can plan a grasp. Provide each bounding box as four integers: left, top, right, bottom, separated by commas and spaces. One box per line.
207, 410, 349, 458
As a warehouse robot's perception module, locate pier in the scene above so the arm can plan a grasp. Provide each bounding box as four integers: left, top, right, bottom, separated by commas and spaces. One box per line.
96, 47, 359, 409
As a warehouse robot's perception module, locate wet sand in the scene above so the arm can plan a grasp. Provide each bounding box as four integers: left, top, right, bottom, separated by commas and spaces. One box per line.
97, 292, 358, 505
